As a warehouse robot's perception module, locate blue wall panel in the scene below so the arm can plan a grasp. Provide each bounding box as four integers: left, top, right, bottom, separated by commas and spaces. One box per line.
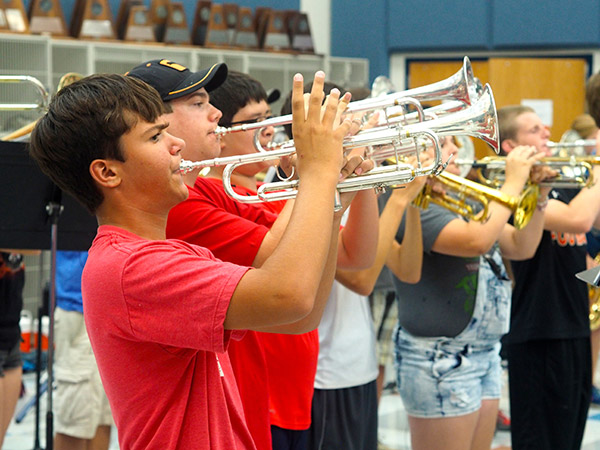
387, 0, 490, 51
331, 0, 388, 81
492, 0, 600, 48
23, 0, 300, 36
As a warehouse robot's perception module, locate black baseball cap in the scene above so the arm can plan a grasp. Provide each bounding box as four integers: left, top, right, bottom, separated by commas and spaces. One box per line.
126, 59, 228, 101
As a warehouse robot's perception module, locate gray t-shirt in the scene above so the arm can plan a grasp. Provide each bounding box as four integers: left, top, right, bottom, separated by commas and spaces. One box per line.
394, 203, 480, 337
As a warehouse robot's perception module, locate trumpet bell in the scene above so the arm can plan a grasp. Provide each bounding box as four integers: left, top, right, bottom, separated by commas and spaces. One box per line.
215, 56, 479, 138
513, 184, 539, 230
414, 171, 538, 230
400, 83, 499, 154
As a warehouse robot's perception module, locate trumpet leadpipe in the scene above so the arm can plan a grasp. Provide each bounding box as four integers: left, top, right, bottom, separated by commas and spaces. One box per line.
547, 139, 596, 148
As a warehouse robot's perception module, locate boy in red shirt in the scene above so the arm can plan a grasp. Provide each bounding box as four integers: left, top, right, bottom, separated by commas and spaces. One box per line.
28, 71, 352, 449
127, 62, 377, 449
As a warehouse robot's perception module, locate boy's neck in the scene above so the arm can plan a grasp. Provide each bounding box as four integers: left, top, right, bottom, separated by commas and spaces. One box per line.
96, 205, 168, 240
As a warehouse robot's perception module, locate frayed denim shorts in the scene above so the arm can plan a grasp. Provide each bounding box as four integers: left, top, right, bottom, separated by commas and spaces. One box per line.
393, 330, 501, 418
392, 251, 510, 418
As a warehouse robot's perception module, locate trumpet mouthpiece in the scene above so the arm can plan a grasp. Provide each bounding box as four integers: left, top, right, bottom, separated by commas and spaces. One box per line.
179, 159, 196, 174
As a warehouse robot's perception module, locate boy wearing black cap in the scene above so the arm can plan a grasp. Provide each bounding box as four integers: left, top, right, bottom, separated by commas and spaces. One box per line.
28, 71, 351, 450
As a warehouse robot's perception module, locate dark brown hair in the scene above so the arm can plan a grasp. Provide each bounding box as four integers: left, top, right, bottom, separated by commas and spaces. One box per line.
209, 70, 268, 126
29, 74, 168, 214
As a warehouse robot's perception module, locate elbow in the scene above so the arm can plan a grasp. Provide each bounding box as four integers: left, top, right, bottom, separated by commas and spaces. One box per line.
350, 282, 374, 297
335, 270, 375, 296
276, 285, 314, 323
508, 251, 533, 262
338, 253, 376, 271
399, 273, 421, 285
468, 239, 495, 257
572, 217, 595, 234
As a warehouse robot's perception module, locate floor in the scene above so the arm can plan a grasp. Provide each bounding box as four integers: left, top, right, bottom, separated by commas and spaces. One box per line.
376, 361, 600, 450
6, 366, 600, 449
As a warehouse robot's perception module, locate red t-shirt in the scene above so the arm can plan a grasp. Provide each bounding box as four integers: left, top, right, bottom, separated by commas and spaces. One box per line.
83, 225, 253, 450
167, 177, 319, 437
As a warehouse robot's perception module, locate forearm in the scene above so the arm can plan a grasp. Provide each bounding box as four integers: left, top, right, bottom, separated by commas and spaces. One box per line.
225, 172, 339, 330
499, 185, 550, 260
260, 214, 342, 333
499, 209, 545, 261
337, 189, 379, 269
386, 205, 422, 283
265, 173, 337, 290
546, 180, 600, 233
336, 192, 411, 295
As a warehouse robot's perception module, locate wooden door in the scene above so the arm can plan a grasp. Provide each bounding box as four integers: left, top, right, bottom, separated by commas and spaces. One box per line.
408, 57, 587, 157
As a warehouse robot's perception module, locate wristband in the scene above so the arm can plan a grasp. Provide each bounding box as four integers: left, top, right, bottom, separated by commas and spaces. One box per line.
536, 196, 549, 212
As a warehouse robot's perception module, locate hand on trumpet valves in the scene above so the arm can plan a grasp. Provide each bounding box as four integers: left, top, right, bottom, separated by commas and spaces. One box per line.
530, 163, 558, 185
391, 154, 432, 200
292, 72, 351, 182
503, 145, 546, 193
341, 148, 374, 178
345, 111, 379, 137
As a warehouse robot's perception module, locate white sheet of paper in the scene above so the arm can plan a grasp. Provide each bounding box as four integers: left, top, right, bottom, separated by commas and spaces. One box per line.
521, 99, 553, 127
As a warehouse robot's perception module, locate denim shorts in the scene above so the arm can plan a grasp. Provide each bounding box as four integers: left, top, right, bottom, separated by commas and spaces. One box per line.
0, 342, 23, 377
394, 330, 502, 418
393, 250, 510, 418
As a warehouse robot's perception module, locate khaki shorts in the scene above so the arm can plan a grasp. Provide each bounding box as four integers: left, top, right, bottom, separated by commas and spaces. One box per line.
54, 308, 113, 439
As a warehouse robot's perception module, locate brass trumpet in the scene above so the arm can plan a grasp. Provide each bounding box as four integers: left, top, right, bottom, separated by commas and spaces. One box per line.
455, 155, 598, 189
413, 171, 539, 230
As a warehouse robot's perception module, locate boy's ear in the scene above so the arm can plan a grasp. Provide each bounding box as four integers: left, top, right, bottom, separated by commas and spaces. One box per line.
89, 159, 122, 188
500, 139, 516, 154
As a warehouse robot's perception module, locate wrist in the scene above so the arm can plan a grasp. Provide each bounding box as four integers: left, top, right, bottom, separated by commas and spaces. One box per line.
536, 195, 549, 212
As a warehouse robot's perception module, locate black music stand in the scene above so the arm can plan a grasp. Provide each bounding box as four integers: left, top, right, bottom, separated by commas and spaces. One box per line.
0, 141, 97, 449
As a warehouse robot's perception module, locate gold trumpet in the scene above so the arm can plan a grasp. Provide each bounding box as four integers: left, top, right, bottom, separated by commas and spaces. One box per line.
412, 170, 539, 230
456, 155, 597, 189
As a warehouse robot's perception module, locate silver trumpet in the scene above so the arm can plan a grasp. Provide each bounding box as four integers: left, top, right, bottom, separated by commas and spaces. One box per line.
179, 83, 499, 205
455, 155, 598, 189
547, 139, 596, 149
213, 56, 479, 154
0, 75, 49, 111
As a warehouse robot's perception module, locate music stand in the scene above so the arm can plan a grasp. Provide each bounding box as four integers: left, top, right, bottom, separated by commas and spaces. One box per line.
576, 266, 600, 287
0, 140, 97, 450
